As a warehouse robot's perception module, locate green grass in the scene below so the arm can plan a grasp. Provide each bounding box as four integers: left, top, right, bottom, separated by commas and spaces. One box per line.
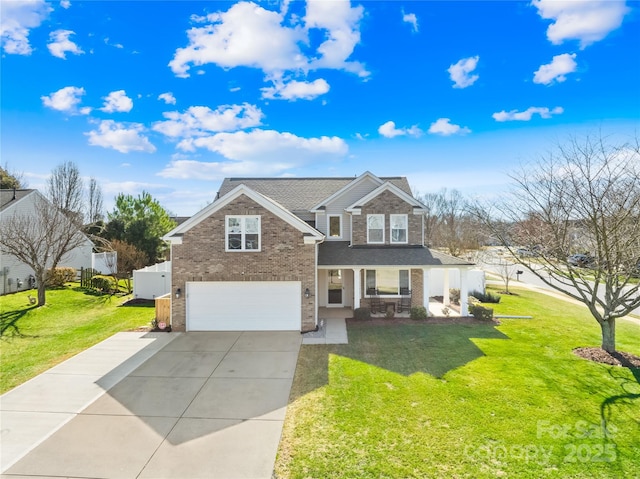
276, 287, 640, 478
0, 285, 155, 393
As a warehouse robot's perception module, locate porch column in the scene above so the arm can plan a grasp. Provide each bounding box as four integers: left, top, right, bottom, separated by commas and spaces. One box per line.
422, 268, 431, 314
460, 268, 469, 316
443, 269, 450, 306
353, 268, 362, 309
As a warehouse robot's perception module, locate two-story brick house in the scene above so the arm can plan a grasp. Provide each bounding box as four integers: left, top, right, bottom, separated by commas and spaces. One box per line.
163, 172, 474, 331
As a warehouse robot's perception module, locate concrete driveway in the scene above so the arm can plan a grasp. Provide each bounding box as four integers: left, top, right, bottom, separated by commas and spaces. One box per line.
1, 330, 301, 479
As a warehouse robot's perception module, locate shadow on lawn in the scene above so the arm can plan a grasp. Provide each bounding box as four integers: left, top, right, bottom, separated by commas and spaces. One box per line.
600, 362, 640, 444
0, 306, 37, 339
291, 322, 509, 401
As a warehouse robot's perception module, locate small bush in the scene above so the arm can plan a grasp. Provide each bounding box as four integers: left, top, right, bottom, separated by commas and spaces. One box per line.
468, 295, 481, 305
471, 290, 501, 303
91, 275, 115, 293
449, 288, 461, 305
470, 304, 494, 321
46, 267, 76, 287
410, 306, 428, 320
353, 307, 371, 320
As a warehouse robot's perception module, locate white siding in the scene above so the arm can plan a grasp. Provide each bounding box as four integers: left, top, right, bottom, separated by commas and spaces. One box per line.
315, 176, 382, 241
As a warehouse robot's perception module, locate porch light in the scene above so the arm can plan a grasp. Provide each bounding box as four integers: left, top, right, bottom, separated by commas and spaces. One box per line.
304, 288, 310, 299
175, 287, 181, 299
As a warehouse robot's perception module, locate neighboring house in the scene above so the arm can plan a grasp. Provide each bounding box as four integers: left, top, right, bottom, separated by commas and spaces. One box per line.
0, 189, 93, 295
163, 172, 475, 332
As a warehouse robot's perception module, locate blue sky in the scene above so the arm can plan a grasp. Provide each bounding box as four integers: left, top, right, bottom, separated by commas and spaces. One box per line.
2, 0, 639, 216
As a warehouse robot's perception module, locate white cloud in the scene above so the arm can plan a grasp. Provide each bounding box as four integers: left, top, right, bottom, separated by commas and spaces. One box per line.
60, 0, 71, 8
170, 2, 306, 78
158, 92, 176, 105
261, 78, 330, 101
86, 120, 156, 153
492, 106, 564, 122
448, 56, 479, 88
100, 90, 133, 113
402, 11, 418, 33
47, 29, 84, 59
533, 53, 577, 85
1, 0, 52, 55
158, 158, 296, 180
304, 0, 368, 77
41, 86, 91, 114
104, 37, 124, 49
153, 103, 263, 138
169, 0, 368, 80
531, 0, 630, 48
427, 118, 471, 136
378, 120, 422, 138
159, 128, 348, 180
176, 129, 348, 161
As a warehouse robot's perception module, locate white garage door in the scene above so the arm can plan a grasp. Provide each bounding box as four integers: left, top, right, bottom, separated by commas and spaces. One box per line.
186, 281, 301, 331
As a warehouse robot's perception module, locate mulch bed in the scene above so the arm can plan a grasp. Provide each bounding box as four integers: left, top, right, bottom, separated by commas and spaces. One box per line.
573, 347, 640, 369
346, 317, 501, 326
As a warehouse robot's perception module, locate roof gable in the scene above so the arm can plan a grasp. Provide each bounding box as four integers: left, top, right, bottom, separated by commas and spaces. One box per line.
309, 171, 384, 212
217, 174, 413, 215
164, 184, 324, 244
345, 181, 427, 213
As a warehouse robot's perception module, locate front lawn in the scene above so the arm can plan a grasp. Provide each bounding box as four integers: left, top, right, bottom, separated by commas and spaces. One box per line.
0, 286, 155, 394
276, 288, 640, 478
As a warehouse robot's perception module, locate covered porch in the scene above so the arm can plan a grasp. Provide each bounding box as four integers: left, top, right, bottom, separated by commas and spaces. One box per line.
316, 245, 479, 319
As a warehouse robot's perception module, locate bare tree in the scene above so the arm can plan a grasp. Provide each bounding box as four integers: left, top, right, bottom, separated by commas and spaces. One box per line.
475, 135, 640, 353
417, 188, 482, 256
0, 193, 89, 305
107, 240, 147, 294
47, 161, 84, 221
87, 177, 104, 225
474, 249, 519, 294
418, 192, 441, 247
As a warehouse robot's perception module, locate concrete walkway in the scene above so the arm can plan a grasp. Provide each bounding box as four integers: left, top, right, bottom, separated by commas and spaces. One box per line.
1, 330, 301, 479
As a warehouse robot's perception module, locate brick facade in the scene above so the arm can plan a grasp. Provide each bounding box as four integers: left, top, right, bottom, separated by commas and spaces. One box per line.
351, 190, 423, 246
170, 195, 316, 331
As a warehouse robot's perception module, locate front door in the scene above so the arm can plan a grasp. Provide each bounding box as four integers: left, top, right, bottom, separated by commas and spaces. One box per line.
328, 269, 343, 306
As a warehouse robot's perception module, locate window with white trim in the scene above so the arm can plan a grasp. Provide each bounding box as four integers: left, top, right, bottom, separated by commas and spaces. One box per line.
226, 215, 260, 251
365, 269, 410, 296
328, 215, 342, 238
367, 214, 384, 243
390, 214, 408, 243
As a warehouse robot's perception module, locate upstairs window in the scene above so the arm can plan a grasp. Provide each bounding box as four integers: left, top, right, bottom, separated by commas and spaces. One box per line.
367, 214, 384, 243
226, 215, 260, 251
328, 215, 342, 238
390, 214, 408, 243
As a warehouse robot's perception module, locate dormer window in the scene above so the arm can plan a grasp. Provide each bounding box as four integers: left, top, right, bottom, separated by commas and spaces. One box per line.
328, 215, 342, 238
226, 215, 261, 251
367, 214, 384, 244
390, 214, 408, 243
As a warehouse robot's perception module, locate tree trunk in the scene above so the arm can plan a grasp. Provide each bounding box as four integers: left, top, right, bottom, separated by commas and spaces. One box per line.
37, 282, 46, 306
600, 319, 616, 353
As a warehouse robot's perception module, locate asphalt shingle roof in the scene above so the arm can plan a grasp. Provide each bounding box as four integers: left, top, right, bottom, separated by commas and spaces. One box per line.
217, 176, 412, 213
318, 241, 474, 267
0, 189, 34, 212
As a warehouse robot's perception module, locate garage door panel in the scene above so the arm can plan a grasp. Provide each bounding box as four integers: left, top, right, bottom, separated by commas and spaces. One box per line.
187, 282, 301, 331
